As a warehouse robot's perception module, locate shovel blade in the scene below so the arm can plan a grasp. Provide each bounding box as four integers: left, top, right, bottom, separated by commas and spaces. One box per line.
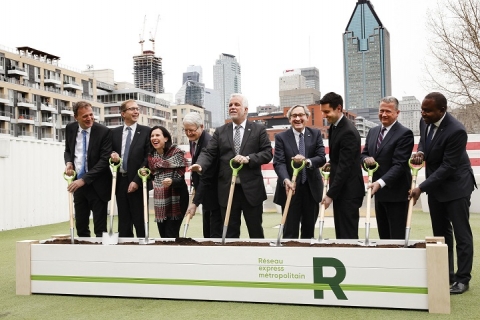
139, 238, 155, 245
101, 232, 119, 245
183, 223, 189, 238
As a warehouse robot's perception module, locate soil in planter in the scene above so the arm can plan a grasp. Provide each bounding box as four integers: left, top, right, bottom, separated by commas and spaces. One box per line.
43, 238, 426, 248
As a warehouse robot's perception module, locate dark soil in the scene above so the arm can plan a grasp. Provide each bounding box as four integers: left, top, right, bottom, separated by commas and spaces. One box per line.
43, 238, 426, 248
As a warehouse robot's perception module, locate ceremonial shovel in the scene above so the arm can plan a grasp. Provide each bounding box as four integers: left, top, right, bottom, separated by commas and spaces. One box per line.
138, 168, 155, 244
311, 167, 330, 244
63, 171, 77, 244
405, 159, 424, 247
183, 189, 195, 238
271, 160, 305, 247
102, 159, 121, 245
221, 159, 243, 245
359, 162, 379, 246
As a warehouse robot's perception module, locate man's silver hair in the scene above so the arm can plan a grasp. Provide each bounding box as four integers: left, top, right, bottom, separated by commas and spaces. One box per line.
183, 112, 203, 127
286, 105, 310, 118
380, 96, 399, 110
230, 93, 248, 107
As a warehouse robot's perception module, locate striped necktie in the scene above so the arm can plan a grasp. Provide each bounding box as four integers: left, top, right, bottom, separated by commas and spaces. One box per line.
376, 127, 386, 151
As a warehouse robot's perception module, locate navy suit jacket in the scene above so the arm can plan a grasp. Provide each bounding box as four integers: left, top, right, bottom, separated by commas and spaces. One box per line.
111, 123, 151, 189
417, 112, 476, 201
327, 116, 365, 200
64, 121, 112, 202
196, 121, 273, 207
191, 130, 220, 211
360, 121, 414, 202
273, 127, 326, 205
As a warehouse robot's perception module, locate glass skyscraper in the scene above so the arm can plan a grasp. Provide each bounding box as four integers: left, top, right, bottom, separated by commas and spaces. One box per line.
213, 53, 241, 121
343, 0, 391, 113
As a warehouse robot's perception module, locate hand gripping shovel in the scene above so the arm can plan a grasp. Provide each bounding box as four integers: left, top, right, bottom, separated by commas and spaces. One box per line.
183, 188, 195, 238
138, 168, 155, 244
102, 158, 121, 245
63, 171, 77, 244
272, 160, 305, 247
221, 159, 244, 245
405, 159, 424, 247
311, 167, 330, 244
360, 162, 379, 246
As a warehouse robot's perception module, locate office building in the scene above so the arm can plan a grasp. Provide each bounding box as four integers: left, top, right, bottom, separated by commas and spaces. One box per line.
186, 65, 203, 83
133, 50, 164, 94
175, 80, 205, 107
398, 96, 421, 136
343, 0, 391, 121
213, 53, 241, 121
204, 88, 223, 128
300, 67, 320, 91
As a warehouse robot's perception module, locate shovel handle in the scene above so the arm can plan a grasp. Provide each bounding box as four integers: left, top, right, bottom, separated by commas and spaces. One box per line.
290, 159, 306, 177
320, 168, 330, 180
63, 171, 77, 185
109, 157, 122, 172
137, 168, 151, 181
408, 158, 424, 176
363, 162, 379, 180
229, 159, 244, 176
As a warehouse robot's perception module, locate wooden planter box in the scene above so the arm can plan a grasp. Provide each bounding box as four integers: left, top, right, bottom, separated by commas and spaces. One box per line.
16, 237, 449, 314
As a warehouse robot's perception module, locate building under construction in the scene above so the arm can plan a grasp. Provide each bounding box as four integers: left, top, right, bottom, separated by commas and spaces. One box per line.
133, 50, 164, 94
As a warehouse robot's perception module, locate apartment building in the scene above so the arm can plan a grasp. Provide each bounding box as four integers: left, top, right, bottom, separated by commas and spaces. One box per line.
0, 45, 103, 142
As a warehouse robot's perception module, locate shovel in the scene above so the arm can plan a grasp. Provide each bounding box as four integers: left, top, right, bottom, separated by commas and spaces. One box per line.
405, 158, 424, 247
102, 158, 121, 245
63, 171, 77, 244
360, 162, 379, 246
272, 159, 305, 247
311, 167, 330, 244
138, 168, 155, 245
221, 159, 244, 245
183, 189, 195, 238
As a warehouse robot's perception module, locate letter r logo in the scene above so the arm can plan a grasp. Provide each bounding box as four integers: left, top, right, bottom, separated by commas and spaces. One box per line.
313, 257, 347, 300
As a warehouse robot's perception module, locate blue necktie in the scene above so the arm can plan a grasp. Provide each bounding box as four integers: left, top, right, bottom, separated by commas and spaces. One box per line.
425, 124, 435, 150
78, 130, 87, 179
123, 127, 132, 171
299, 133, 307, 184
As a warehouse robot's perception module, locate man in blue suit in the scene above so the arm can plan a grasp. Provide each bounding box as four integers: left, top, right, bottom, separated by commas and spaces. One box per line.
273, 105, 326, 239
410, 92, 476, 294
360, 96, 414, 239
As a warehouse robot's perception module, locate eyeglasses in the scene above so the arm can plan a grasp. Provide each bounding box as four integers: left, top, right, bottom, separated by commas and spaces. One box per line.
290, 113, 306, 119
183, 127, 199, 134
124, 107, 141, 112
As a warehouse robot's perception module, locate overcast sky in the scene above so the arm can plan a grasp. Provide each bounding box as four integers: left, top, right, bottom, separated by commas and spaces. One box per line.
2, 0, 439, 108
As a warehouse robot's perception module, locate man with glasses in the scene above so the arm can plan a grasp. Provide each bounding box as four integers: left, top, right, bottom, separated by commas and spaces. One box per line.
360, 96, 414, 239
273, 105, 326, 239
183, 112, 222, 238
110, 100, 151, 238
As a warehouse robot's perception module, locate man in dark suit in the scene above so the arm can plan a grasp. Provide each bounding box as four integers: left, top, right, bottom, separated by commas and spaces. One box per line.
64, 101, 112, 237
183, 112, 222, 238
360, 96, 414, 239
110, 100, 151, 238
273, 105, 326, 239
410, 92, 476, 295
190, 93, 273, 238
319, 92, 365, 239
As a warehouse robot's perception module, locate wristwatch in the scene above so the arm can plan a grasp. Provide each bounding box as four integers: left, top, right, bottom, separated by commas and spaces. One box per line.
245, 156, 250, 162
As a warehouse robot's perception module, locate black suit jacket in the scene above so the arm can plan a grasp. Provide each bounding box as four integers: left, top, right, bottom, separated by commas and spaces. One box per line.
64, 122, 112, 202
273, 127, 326, 205
196, 121, 273, 207
327, 116, 365, 200
417, 113, 476, 201
111, 124, 151, 188
360, 122, 414, 202
191, 131, 220, 211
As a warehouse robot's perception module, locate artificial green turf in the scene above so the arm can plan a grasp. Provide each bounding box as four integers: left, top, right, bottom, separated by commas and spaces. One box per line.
1, 211, 477, 319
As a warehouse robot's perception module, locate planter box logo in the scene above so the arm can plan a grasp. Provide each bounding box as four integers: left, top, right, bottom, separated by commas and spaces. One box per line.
313, 257, 347, 300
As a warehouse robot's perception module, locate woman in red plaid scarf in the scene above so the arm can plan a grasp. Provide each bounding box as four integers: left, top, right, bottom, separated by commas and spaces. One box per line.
146, 126, 189, 238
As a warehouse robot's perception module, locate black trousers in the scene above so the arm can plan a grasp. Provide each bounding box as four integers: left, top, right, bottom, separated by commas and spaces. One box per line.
332, 197, 363, 239
116, 174, 146, 238
203, 207, 223, 238
73, 184, 107, 237
220, 184, 264, 239
157, 219, 183, 238
428, 195, 473, 284
282, 182, 318, 239
374, 200, 408, 239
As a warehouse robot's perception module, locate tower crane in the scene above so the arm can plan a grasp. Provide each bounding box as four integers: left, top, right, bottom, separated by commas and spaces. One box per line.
139, 15, 146, 54
149, 15, 160, 53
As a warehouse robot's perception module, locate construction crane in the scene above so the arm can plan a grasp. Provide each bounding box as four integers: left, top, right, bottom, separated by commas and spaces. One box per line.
149, 15, 160, 54
139, 15, 146, 54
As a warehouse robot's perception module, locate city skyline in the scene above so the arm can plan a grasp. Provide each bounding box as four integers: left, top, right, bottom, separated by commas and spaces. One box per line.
2, 0, 439, 108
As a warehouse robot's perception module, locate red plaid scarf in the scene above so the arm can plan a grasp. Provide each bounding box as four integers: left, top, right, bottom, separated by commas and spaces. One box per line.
148, 146, 187, 221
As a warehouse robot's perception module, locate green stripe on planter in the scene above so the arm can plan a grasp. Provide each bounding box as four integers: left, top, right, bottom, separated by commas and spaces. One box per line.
31, 275, 427, 294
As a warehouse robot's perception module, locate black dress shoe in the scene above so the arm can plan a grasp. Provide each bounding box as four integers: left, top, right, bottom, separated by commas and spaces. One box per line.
450, 282, 469, 294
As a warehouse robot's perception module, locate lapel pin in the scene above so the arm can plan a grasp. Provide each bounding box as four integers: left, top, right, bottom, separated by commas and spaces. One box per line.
248, 128, 251, 131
